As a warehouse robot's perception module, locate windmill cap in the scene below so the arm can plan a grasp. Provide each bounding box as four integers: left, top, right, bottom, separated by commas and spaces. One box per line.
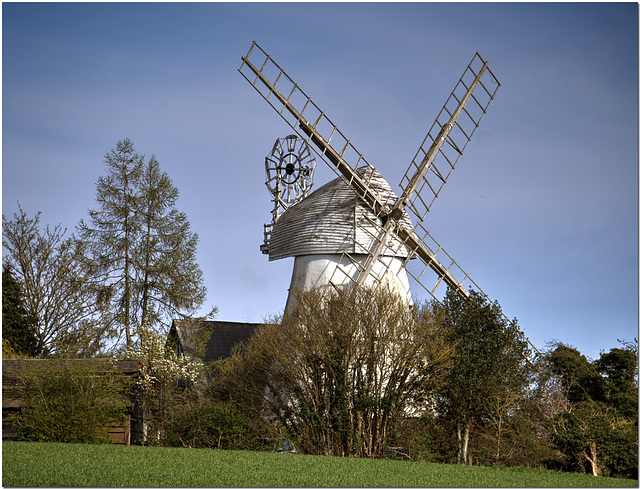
268, 167, 413, 262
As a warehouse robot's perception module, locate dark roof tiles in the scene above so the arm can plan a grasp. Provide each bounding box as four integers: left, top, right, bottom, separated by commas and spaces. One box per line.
169, 320, 262, 363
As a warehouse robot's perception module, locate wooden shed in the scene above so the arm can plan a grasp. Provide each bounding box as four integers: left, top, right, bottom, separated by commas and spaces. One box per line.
2, 358, 143, 445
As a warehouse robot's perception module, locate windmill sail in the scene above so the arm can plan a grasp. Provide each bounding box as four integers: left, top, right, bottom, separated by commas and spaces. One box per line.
238, 41, 487, 298
399, 53, 500, 222
351, 53, 501, 298
239, 42, 540, 362
239, 42, 394, 216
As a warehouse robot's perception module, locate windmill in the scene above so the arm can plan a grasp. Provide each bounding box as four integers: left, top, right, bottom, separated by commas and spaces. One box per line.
240, 42, 539, 360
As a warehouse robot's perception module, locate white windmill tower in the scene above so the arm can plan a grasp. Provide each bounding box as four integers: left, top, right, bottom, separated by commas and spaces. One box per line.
240, 42, 539, 361
262, 149, 415, 313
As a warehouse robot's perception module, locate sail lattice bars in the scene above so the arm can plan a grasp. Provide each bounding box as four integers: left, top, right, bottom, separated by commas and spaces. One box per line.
239, 42, 397, 215
399, 53, 500, 225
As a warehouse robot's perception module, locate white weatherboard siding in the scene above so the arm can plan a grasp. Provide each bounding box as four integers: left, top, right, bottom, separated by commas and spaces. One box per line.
268, 167, 413, 261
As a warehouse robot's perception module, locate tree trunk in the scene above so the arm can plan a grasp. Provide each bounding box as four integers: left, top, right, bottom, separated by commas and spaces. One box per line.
140, 215, 151, 333
124, 215, 131, 349
583, 440, 600, 476
462, 424, 470, 465
457, 424, 462, 464
457, 422, 471, 465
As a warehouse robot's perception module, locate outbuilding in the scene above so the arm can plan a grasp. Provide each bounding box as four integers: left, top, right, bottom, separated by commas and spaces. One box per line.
2, 358, 143, 445
167, 319, 263, 365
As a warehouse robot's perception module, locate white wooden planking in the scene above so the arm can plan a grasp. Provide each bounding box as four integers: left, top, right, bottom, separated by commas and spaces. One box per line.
268, 167, 413, 262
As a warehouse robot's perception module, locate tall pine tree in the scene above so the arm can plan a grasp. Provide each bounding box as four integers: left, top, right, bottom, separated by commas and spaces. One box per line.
134, 155, 207, 332
77, 139, 210, 349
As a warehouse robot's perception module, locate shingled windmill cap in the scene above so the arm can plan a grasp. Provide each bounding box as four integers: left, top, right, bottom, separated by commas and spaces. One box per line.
268, 167, 413, 262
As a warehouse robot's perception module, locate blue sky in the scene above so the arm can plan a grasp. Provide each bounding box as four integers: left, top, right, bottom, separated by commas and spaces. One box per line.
3, 2, 638, 359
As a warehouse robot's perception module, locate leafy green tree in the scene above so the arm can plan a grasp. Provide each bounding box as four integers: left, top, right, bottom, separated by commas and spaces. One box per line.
596, 346, 638, 419
551, 399, 636, 477
547, 344, 604, 404
547, 342, 638, 478
436, 288, 533, 465
3, 207, 108, 357
2, 265, 39, 357
77, 139, 210, 349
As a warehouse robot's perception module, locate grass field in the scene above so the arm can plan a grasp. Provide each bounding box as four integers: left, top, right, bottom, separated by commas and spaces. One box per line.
2, 441, 637, 487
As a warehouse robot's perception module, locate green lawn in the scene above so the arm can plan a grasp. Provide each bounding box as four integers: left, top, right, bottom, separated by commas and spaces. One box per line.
2, 441, 637, 487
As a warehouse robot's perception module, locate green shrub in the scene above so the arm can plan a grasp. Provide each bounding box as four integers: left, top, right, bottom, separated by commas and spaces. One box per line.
161, 395, 264, 450
9, 360, 129, 444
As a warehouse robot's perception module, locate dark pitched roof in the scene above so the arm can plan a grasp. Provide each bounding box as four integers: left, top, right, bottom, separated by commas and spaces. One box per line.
168, 320, 262, 364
